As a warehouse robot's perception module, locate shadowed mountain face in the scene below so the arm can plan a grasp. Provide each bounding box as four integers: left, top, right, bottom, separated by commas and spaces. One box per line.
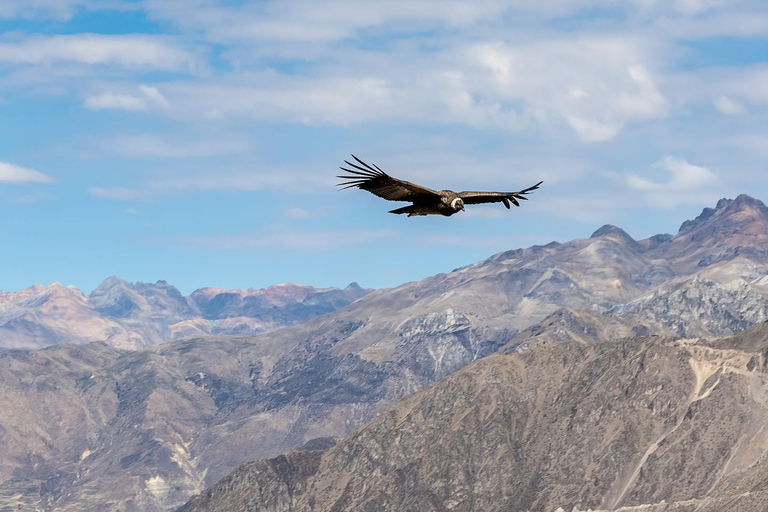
179, 324, 768, 512
1, 195, 768, 511
0, 280, 370, 349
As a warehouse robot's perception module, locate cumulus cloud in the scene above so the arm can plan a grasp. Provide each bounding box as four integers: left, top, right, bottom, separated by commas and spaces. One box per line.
467, 40, 668, 141
150, 34, 667, 142
0, 162, 55, 183
627, 157, 718, 191
84, 85, 169, 112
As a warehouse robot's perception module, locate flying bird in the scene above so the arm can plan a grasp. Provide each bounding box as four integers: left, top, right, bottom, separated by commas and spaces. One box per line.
337, 155, 543, 217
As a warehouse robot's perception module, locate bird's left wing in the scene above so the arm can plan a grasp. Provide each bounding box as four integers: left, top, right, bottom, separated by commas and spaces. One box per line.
337, 155, 440, 202
458, 181, 543, 209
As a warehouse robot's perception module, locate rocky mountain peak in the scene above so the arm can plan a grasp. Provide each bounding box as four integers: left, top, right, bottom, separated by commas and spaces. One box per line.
91, 276, 129, 294
669, 194, 768, 271
590, 224, 635, 241
717, 193, 767, 211
589, 224, 644, 252
679, 194, 768, 235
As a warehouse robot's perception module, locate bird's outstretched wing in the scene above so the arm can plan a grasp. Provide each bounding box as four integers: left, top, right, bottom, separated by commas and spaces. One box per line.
458, 181, 543, 209
337, 155, 440, 202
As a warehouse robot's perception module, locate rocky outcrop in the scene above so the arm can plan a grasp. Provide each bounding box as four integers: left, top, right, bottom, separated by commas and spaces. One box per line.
180, 324, 768, 512
608, 276, 768, 338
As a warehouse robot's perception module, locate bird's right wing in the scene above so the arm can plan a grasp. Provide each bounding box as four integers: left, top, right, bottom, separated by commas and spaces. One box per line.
458, 181, 543, 209
337, 155, 440, 202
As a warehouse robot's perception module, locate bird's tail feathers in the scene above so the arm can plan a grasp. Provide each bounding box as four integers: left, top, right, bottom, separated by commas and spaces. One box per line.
389, 205, 425, 216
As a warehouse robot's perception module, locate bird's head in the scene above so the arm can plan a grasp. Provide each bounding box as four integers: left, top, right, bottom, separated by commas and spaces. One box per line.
451, 197, 465, 212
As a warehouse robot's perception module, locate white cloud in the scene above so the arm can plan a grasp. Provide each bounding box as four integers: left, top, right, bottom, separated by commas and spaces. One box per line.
124, 208, 141, 215
142, 0, 760, 46
147, 169, 328, 194
9, 192, 59, 204
84, 85, 169, 111
100, 134, 250, 158
626, 156, 718, 191
141, 0, 595, 44
675, 0, 734, 15
283, 207, 312, 219
0, 162, 55, 183
714, 95, 746, 116
161, 75, 398, 124
147, 34, 667, 141
85, 92, 148, 111
530, 195, 628, 223
668, 64, 768, 116
656, 12, 768, 39
564, 117, 623, 143
708, 66, 768, 107
138, 85, 169, 107
0, 34, 198, 70
87, 164, 330, 201
154, 228, 396, 251
0, 0, 87, 20
466, 39, 668, 141
88, 186, 150, 201
729, 133, 768, 155
630, 0, 744, 16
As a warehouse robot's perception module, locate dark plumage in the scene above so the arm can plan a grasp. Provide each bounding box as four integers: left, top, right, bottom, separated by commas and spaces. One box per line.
337, 155, 542, 217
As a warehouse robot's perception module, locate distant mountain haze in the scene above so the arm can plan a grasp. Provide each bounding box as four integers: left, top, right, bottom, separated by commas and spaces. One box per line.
1, 194, 767, 511
0, 279, 371, 349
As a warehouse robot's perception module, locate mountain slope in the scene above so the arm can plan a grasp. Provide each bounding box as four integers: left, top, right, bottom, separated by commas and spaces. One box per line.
2, 195, 768, 511
0, 283, 128, 349
0, 280, 370, 350
179, 323, 768, 512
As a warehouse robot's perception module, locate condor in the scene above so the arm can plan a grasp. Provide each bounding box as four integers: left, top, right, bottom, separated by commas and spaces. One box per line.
337, 155, 542, 217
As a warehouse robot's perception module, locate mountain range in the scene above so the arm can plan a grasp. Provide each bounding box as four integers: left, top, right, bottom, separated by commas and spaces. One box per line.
180, 323, 768, 512
0, 279, 369, 349
1, 194, 767, 511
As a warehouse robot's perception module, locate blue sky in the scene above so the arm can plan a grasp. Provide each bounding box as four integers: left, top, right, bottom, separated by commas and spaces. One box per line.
2, 0, 768, 294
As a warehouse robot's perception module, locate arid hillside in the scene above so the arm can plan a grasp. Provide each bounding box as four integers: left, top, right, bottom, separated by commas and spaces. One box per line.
181, 323, 768, 512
